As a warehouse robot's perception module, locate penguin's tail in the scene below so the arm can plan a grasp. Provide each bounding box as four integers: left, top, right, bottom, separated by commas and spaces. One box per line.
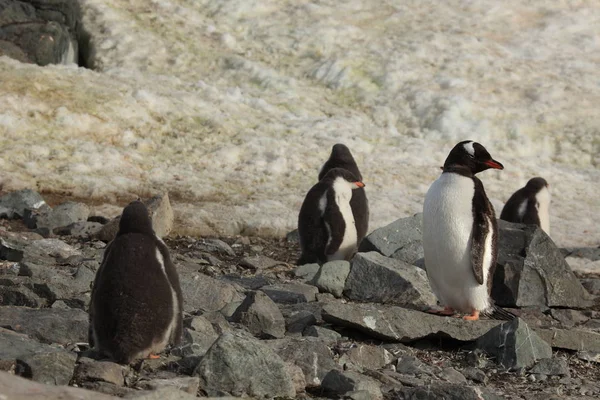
484, 305, 517, 321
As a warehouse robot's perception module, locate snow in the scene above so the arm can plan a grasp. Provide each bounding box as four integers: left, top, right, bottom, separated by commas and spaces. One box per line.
0, 0, 599, 247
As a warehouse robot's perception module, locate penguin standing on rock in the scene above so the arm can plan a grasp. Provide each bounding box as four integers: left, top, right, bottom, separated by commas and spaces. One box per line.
500, 177, 551, 235
423, 141, 505, 321
89, 200, 183, 364
298, 168, 365, 265
319, 144, 369, 248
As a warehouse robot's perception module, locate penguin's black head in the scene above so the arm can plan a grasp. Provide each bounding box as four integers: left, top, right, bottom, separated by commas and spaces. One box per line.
321, 168, 365, 189
319, 143, 362, 181
443, 140, 504, 175
118, 200, 154, 236
525, 177, 549, 191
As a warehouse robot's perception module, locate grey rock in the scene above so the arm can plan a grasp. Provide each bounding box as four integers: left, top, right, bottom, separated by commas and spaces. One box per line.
286, 229, 300, 243
322, 302, 502, 342
195, 331, 295, 398
344, 252, 436, 309
285, 362, 306, 395
219, 274, 273, 290
79, 381, 135, 397
581, 279, 600, 296
0, 230, 36, 261
219, 300, 242, 318
0, 370, 116, 400
476, 318, 552, 370
143, 193, 174, 238
438, 367, 467, 384
530, 358, 570, 377
461, 367, 488, 384
54, 221, 103, 239
295, 263, 320, 282
17, 350, 77, 386
0, 277, 47, 307
396, 382, 502, 400
550, 308, 590, 328
173, 317, 218, 357
201, 311, 233, 335
561, 247, 600, 261
92, 217, 120, 242
577, 351, 600, 363
311, 260, 350, 298
492, 221, 591, 308
396, 355, 433, 376
30, 201, 89, 232
359, 213, 424, 264
179, 272, 243, 313
270, 337, 339, 387
339, 344, 393, 371
24, 238, 81, 261
135, 377, 200, 395
535, 327, 600, 352
231, 290, 286, 339
73, 358, 128, 386
239, 254, 279, 270
303, 325, 342, 343
195, 238, 235, 257
0, 327, 63, 359
321, 369, 383, 400
0, 306, 87, 345
285, 309, 317, 334
0, 189, 46, 218
126, 387, 201, 399
262, 282, 318, 304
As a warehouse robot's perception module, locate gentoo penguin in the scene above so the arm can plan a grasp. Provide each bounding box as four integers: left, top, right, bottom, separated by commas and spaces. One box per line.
89, 200, 183, 364
422, 141, 504, 321
298, 168, 365, 265
319, 144, 369, 248
500, 177, 551, 235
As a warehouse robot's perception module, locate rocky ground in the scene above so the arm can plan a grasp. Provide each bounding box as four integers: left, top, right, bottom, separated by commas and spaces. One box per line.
1, 189, 599, 400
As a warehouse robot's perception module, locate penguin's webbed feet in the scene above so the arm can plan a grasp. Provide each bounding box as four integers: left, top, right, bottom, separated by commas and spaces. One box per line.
462, 310, 480, 321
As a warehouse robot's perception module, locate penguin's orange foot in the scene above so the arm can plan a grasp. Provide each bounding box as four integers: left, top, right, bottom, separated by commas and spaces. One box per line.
463, 310, 480, 321
147, 353, 160, 359
427, 306, 455, 316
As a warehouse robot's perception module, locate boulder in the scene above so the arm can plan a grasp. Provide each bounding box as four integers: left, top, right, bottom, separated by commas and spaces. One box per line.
178, 272, 243, 313
230, 290, 286, 339
339, 344, 393, 371
475, 318, 552, 370
322, 302, 502, 342
0, 189, 46, 219
321, 369, 383, 400
28, 201, 89, 232
73, 358, 128, 387
0, 370, 116, 400
0, 306, 88, 345
344, 252, 436, 309
295, 263, 320, 282
261, 283, 318, 304
285, 309, 317, 335
195, 331, 295, 398
529, 358, 570, 377
144, 193, 174, 238
359, 213, 424, 265
310, 260, 350, 298
303, 325, 342, 343
17, 350, 77, 385
492, 221, 591, 308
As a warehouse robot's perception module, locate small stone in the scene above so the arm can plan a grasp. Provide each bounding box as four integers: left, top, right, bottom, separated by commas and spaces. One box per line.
262, 283, 318, 304
135, 376, 200, 395
294, 263, 320, 282
54, 221, 103, 239
550, 309, 590, 328
438, 367, 467, 384
73, 359, 128, 386
358, 214, 423, 264
0, 189, 46, 219
321, 370, 383, 400
396, 356, 431, 376
461, 367, 488, 384
91, 217, 120, 242
32, 202, 90, 232
231, 290, 286, 339
179, 272, 243, 313
577, 351, 600, 363
285, 310, 317, 334
303, 325, 341, 343
195, 238, 235, 257
530, 358, 570, 377
17, 351, 77, 386
310, 260, 350, 298
581, 279, 600, 296
340, 345, 393, 372
239, 255, 279, 270
476, 318, 552, 371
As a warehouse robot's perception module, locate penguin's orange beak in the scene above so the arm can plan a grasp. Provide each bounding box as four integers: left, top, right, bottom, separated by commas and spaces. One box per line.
484, 159, 504, 170
355, 181, 365, 188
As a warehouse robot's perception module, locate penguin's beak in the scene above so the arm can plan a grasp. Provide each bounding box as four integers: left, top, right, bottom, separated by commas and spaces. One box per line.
484, 159, 504, 170
355, 181, 365, 188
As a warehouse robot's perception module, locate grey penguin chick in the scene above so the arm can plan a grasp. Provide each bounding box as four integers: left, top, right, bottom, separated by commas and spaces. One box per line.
319, 144, 369, 246
89, 200, 183, 364
298, 168, 365, 265
423, 140, 504, 321
500, 177, 550, 235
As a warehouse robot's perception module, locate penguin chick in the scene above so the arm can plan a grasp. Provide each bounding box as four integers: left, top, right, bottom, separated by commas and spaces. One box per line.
500, 177, 550, 235
319, 144, 369, 247
423, 140, 504, 321
298, 168, 365, 265
89, 200, 183, 364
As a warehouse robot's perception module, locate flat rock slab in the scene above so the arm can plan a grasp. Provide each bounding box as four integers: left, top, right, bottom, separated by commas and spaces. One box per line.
358, 213, 423, 264
0, 306, 88, 345
178, 272, 243, 313
535, 327, 600, 353
322, 302, 502, 342
261, 283, 318, 304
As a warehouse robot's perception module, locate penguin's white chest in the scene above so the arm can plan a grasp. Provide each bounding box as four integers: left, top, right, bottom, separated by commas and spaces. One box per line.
535, 187, 551, 235
324, 180, 357, 261
423, 173, 491, 313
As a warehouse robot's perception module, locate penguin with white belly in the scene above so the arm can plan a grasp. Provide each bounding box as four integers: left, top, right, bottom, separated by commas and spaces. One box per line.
319, 144, 369, 248
298, 168, 365, 265
500, 177, 551, 235
89, 200, 183, 364
423, 140, 505, 321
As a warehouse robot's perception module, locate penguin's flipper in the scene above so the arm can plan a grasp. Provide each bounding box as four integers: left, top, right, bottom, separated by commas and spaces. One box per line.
522, 201, 541, 226
470, 178, 494, 285
323, 202, 346, 257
